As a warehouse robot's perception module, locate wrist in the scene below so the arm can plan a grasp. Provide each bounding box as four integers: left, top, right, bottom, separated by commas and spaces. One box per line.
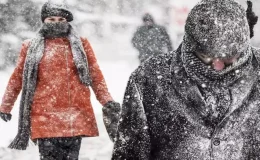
0, 106, 12, 114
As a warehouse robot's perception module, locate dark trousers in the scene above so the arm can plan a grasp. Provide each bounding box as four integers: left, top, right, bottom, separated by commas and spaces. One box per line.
38, 136, 82, 160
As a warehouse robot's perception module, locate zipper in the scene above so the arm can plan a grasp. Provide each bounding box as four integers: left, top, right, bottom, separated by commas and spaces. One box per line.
64, 47, 73, 135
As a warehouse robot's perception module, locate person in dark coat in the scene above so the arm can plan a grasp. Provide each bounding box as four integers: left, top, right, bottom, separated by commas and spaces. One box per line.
0, 1, 120, 159
112, 0, 260, 159
131, 13, 173, 63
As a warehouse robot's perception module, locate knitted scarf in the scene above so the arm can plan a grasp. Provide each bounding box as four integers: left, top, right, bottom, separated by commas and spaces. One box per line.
181, 42, 257, 126
182, 44, 253, 87
8, 26, 92, 150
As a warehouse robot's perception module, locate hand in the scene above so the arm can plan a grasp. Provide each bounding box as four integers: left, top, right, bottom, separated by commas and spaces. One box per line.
0, 112, 12, 122
102, 101, 121, 142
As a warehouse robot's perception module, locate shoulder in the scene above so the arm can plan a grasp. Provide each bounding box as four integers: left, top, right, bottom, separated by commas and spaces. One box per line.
80, 37, 90, 45
136, 44, 183, 82
80, 37, 94, 52
135, 25, 146, 32
22, 39, 32, 48
156, 25, 167, 31
131, 51, 177, 84
18, 39, 32, 54
144, 51, 175, 68
152, 24, 163, 28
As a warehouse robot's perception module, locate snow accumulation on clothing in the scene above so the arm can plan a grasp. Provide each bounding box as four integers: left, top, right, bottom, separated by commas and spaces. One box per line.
0, 44, 138, 159
112, 0, 260, 159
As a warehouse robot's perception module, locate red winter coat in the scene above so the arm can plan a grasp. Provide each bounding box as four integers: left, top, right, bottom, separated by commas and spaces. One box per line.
0, 37, 113, 140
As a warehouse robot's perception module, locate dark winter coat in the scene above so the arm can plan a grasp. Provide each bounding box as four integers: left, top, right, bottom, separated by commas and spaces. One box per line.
131, 24, 173, 62
112, 45, 260, 160
0, 37, 113, 140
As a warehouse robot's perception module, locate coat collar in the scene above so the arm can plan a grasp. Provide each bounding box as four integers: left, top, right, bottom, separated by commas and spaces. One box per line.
168, 43, 259, 130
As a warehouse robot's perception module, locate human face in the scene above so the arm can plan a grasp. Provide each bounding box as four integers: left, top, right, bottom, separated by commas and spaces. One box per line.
195, 52, 240, 71
44, 16, 67, 23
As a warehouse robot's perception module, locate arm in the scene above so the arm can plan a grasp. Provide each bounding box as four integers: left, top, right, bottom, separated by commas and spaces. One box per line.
112, 74, 151, 159
81, 38, 121, 141
131, 28, 144, 51
161, 27, 173, 51
0, 41, 29, 113
131, 31, 138, 48
81, 38, 113, 105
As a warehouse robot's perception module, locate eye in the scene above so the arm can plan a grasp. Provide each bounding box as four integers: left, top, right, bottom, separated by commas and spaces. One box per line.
59, 18, 66, 21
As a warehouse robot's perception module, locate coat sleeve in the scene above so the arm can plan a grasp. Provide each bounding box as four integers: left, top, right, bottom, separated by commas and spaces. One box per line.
131, 28, 144, 52
81, 38, 113, 105
112, 74, 151, 160
161, 27, 173, 51
0, 41, 29, 113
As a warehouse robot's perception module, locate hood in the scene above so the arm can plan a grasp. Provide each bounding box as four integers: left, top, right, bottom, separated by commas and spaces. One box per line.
182, 0, 250, 58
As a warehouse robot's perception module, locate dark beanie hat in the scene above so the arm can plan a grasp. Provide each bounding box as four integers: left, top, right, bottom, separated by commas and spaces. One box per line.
183, 0, 250, 58
41, 0, 73, 22
142, 13, 154, 23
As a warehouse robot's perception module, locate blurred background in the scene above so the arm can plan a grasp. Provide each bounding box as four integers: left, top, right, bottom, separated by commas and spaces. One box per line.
0, 0, 259, 159
0, 0, 259, 69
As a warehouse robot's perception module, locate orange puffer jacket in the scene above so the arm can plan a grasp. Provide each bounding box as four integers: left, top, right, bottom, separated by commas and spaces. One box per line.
0, 37, 113, 140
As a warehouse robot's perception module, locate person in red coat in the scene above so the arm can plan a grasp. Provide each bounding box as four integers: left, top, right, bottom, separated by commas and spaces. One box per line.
0, 1, 120, 159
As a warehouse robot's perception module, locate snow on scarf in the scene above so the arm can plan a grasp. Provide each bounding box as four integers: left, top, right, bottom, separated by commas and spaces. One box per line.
8, 26, 92, 150
181, 40, 253, 87
181, 0, 253, 87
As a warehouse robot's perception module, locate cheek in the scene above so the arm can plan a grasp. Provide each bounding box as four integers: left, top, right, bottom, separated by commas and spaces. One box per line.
44, 19, 51, 23
44, 19, 55, 23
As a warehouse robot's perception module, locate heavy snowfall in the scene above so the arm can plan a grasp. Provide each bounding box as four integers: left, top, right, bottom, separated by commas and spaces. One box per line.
0, 0, 260, 159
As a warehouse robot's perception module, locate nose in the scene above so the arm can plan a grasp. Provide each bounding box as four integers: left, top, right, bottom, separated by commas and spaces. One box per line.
212, 58, 225, 71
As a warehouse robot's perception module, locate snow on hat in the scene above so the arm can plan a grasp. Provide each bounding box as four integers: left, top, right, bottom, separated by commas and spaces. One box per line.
183, 0, 250, 58
41, 0, 73, 22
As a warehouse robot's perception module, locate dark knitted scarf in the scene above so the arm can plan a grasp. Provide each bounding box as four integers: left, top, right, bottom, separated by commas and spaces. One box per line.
181, 43, 256, 126
182, 45, 253, 87
39, 22, 71, 38
8, 24, 92, 150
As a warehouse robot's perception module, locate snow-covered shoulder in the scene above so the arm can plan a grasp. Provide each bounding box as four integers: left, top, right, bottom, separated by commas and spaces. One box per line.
128, 51, 177, 89
22, 39, 32, 47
